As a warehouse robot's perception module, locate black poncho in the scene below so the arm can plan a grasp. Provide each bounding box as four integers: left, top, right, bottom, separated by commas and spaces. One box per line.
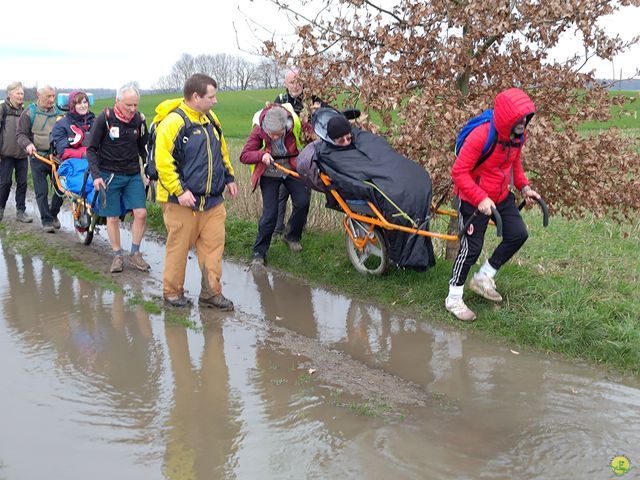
315, 127, 435, 270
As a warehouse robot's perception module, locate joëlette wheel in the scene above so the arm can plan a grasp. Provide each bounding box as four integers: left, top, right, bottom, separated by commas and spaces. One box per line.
345, 219, 389, 275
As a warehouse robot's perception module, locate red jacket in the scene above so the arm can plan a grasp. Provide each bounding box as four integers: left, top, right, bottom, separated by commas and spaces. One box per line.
452, 88, 536, 206
239, 105, 302, 191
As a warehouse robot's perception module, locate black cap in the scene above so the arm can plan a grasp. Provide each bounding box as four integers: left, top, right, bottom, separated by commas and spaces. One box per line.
327, 115, 351, 140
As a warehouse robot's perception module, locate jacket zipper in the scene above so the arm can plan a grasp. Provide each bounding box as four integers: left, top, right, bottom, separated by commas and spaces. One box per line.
203, 121, 213, 202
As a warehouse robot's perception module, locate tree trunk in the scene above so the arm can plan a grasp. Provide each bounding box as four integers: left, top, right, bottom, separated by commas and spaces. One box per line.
445, 198, 460, 260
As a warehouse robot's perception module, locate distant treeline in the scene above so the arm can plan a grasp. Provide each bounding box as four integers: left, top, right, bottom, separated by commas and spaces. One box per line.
600, 79, 640, 91
19, 87, 174, 102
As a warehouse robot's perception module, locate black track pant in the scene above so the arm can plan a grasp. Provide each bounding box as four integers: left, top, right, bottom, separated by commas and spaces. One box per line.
449, 192, 528, 287
0, 156, 28, 211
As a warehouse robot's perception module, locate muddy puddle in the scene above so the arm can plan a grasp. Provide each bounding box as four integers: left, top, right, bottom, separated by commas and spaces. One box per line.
0, 212, 639, 479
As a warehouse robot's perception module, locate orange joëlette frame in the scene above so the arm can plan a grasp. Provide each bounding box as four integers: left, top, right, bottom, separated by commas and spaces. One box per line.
32, 152, 94, 221
271, 162, 461, 242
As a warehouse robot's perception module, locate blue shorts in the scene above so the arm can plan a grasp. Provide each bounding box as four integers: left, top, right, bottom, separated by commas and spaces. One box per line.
101, 172, 146, 217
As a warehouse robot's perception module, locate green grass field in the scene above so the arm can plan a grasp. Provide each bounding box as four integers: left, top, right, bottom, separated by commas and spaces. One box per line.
578, 91, 639, 130
92, 89, 280, 138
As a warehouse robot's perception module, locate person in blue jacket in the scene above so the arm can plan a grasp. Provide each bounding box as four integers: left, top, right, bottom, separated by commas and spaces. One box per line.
50, 90, 95, 160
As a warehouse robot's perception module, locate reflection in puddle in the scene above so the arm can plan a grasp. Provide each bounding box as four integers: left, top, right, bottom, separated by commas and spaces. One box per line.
0, 238, 638, 479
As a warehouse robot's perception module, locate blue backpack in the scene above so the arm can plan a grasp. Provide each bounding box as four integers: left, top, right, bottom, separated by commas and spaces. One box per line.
454, 109, 498, 170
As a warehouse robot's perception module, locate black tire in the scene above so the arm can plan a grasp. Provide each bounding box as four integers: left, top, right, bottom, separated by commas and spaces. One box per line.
345, 219, 389, 275
82, 229, 94, 246
76, 214, 97, 246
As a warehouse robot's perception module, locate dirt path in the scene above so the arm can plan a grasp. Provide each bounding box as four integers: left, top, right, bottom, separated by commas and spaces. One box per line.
0, 200, 437, 412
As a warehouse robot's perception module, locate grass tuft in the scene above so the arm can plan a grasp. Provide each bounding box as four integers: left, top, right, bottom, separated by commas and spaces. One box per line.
0, 224, 121, 293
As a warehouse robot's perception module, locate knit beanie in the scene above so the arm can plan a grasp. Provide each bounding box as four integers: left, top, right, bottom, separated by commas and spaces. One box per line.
327, 115, 351, 140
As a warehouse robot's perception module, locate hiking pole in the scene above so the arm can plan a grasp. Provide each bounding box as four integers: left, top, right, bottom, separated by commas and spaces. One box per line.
518, 196, 549, 227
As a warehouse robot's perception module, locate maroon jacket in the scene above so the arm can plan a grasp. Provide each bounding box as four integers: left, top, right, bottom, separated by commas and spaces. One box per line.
239, 105, 302, 191
452, 88, 535, 206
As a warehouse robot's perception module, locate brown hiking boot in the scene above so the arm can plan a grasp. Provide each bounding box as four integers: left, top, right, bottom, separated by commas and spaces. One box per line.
164, 295, 193, 308
199, 293, 234, 311
110, 255, 124, 273
469, 274, 503, 302
128, 252, 150, 271
445, 296, 477, 322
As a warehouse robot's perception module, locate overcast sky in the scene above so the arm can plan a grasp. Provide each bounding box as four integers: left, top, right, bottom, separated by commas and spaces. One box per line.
0, 0, 638, 90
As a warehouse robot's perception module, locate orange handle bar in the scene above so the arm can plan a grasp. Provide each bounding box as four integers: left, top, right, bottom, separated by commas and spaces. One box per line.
272, 162, 462, 241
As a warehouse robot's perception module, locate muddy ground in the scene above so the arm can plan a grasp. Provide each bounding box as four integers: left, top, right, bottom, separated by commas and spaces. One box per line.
0, 201, 435, 411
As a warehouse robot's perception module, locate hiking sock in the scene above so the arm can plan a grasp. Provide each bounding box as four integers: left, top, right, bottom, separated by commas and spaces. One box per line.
131, 243, 140, 254
447, 285, 464, 301
478, 260, 497, 279
113, 249, 125, 257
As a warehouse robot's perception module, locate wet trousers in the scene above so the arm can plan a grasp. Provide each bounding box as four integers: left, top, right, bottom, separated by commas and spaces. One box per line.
30, 156, 63, 225
449, 193, 529, 287
0, 156, 28, 211
162, 201, 226, 299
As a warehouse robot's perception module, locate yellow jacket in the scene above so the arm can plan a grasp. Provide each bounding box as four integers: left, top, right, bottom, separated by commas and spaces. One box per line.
153, 99, 234, 210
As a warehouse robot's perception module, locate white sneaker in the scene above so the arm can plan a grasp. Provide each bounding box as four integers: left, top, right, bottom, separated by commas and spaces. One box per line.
445, 297, 477, 322
469, 274, 503, 302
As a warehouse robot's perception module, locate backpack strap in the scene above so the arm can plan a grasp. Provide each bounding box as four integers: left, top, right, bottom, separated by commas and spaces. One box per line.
28, 103, 61, 124
170, 108, 192, 144
472, 127, 525, 173
28, 103, 37, 125
172, 107, 191, 129
471, 121, 498, 172
103, 107, 113, 130
205, 112, 223, 139
0, 102, 7, 131
169, 108, 222, 145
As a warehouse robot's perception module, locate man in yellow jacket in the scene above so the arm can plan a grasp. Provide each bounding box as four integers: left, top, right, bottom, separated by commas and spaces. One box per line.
154, 73, 238, 309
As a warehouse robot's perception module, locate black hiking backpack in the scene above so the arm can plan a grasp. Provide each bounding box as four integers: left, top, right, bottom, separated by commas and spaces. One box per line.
145, 108, 220, 181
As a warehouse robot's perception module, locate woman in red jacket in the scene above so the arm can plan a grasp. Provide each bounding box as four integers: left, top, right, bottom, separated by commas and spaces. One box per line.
239, 105, 311, 267
446, 88, 541, 322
